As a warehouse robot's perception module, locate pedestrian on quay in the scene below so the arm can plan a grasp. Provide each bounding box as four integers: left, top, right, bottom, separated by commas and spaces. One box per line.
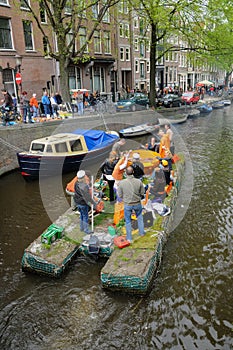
74, 170, 97, 234
41, 90, 51, 118
29, 93, 39, 119
1, 89, 13, 126
20, 91, 31, 123
76, 90, 84, 116
50, 92, 59, 118
117, 166, 145, 242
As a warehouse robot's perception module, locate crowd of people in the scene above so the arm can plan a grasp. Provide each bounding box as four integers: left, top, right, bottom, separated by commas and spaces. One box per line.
0, 88, 64, 125
72, 124, 174, 242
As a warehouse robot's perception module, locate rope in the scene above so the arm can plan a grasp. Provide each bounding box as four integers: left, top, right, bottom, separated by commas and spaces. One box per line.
0, 137, 25, 152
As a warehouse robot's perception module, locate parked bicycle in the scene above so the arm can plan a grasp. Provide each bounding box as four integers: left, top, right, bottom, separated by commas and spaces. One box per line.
0, 105, 22, 125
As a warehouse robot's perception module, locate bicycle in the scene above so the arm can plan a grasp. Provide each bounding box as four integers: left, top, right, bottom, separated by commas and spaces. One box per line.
0, 105, 22, 125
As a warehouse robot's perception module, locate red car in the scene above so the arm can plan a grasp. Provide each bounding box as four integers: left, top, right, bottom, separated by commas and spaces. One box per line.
182, 91, 200, 105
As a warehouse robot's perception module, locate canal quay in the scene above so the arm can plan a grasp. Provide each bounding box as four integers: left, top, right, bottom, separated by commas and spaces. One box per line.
0, 106, 232, 349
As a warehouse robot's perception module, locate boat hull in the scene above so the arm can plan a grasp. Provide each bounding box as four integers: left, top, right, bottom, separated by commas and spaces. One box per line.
119, 123, 158, 137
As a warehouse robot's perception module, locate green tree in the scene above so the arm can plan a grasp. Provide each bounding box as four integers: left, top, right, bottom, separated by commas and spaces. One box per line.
16, 0, 119, 101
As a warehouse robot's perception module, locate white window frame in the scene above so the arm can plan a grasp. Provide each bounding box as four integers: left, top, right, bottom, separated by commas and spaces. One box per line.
94, 30, 101, 53
125, 47, 130, 61
120, 47, 124, 61
0, 0, 9, 5
103, 31, 111, 54
79, 27, 88, 53
0, 17, 13, 50
134, 37, 139, 51
23, 20, 34, 51
135, 59, 139, 73
20, 0, 30, 10
119, 23, 124, 37
124, 24, 129, 38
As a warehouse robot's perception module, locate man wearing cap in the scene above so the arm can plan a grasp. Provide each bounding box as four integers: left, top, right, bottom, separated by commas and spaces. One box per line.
131, 153, 144, 179
117, 166, 145, 242
74, 170, 97, 234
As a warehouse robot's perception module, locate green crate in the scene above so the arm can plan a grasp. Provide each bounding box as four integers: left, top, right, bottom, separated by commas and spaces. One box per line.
41, 224, 64, 245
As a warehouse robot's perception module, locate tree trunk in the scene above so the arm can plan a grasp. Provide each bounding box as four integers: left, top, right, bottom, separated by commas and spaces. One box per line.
59, 56, 71, 103
149, 23, 157, 108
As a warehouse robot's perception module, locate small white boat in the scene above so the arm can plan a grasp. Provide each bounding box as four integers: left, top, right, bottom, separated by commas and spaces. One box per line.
119, 123, 159, 137
221, 99, 231, 106
212, 101, 225, 109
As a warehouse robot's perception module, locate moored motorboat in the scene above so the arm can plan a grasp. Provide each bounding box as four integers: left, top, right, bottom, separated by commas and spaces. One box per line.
197, 103, 213, 114
221, 99, 231, 106
119, 123, 159, 137
212, 101, 225, 109
17, 129, 119, 180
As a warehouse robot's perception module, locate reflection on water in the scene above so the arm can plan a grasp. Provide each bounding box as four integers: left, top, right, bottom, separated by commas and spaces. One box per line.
0, 108, 233, 349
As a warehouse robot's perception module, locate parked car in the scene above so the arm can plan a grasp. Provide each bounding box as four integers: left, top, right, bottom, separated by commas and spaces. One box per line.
116, 93, 150, 112
181, 91, 200, 105
161, 94, 182, 108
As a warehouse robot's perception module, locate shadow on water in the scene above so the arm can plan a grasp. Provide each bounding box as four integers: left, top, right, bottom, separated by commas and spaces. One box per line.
0, 107, 233, 349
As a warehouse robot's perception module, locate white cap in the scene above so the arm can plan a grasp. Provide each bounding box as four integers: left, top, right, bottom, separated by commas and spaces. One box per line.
77, 170, 85, 179
33, 93, 36, 97
133, 153, 140, 159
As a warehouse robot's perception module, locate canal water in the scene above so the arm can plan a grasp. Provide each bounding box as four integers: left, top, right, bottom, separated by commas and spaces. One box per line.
0, 107, 232, 349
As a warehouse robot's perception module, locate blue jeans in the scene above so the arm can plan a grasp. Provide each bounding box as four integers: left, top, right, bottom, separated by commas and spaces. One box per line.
77, 204, 91, 233
124, 203, 144, 241
77, 102, 84, 115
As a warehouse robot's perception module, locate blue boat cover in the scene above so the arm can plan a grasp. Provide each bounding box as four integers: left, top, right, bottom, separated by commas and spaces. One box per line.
71, 129, 119, 151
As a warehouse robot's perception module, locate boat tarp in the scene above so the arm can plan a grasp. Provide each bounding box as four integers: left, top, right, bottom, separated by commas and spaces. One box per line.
72, 129, 118, 151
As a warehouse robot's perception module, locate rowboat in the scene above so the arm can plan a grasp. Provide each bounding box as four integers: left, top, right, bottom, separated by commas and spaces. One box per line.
158, 113, 188, 125
221, 99, 231, 106
212, 101, 225, 109
17, 129, 119, 180
119, 123, 159, 137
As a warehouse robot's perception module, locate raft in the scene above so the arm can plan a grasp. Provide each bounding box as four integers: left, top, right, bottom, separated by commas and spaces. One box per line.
21, 152, 185, 294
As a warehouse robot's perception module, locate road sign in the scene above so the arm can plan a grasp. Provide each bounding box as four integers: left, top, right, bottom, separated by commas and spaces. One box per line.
15, 73, 22, 85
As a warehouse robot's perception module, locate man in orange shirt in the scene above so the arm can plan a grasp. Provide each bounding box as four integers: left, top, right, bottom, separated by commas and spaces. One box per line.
158, 129, 170, 158
29, 93, 39, 118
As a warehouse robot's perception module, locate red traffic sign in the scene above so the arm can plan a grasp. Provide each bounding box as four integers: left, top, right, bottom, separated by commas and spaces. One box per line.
15, 72, 22, 85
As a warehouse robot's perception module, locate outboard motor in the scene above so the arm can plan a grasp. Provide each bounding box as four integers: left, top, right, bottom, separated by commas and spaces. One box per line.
88, 234, 100, 255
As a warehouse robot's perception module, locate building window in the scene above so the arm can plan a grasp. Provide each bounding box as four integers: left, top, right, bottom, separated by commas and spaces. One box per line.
140, 62, 145, 78
40, 3, 47, 23
146, 61, 150, 73
94, 30, 101, 53
120, 47, 124, 61
20, 0, 30, 10
23, 20, 33, 50
135, 60, 139, 73
0, 0, 8, 5
0, 18, 13, 49
79, 27, 88, 52
134, 38, 139, 51
102, 0, 110, 22
139, 19, 144, 35
43, 37, 49, 56
125, 47, 130, 61
119, 23, 124, 37
140, 41, 145, 58
104, 31, 111, 54
64, 0, 72, 14
125, 24, 129, 38
92, 3, 99, 19
134, 18, 138, 28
